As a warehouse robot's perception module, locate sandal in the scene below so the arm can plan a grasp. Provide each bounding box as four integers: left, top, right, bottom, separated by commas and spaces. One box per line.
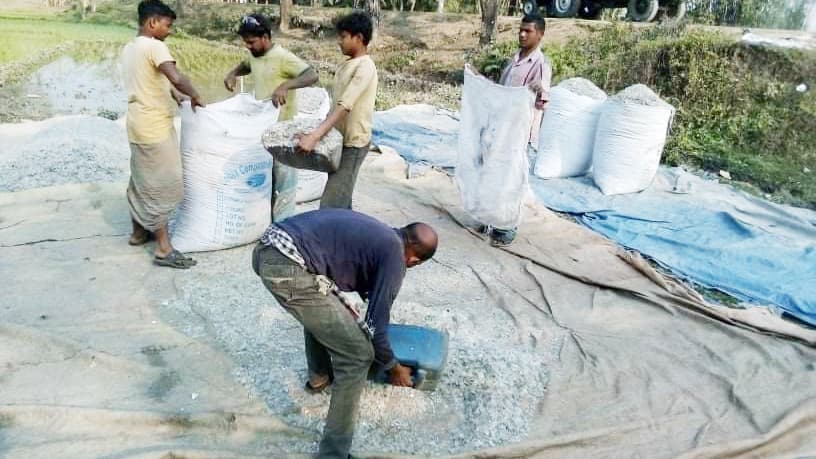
153, 250, 197, 269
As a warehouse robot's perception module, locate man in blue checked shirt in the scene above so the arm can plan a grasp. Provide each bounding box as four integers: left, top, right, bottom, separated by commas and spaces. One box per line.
251, 208, 438, 459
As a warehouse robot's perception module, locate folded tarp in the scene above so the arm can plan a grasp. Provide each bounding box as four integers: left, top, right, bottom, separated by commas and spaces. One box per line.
529, 169, 816, 326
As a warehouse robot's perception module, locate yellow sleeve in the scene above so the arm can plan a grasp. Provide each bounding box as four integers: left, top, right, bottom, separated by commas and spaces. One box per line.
149, 39, 175, 68
280, 48, 310, 79
337, 60, 376, 111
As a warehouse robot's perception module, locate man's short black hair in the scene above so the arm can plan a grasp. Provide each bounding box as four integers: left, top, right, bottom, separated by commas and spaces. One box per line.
237, 13, 273, 38
137, 0, 176, 26
336, 11, 373, 46
522, 14, 546, 33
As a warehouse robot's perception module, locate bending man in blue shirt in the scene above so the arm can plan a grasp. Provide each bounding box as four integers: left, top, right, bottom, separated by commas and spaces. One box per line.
251, 208, 438, 459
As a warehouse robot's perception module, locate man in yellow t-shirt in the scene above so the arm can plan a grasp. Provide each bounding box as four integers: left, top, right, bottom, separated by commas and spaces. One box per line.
224, 13, 319, 222
295, 12, 378, 211
121, 0, 204, 269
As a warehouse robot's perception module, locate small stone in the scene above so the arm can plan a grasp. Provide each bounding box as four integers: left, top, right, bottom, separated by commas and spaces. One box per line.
191, 393, 199, 400
804, 167, 811, 174
796, 83, 808, 93
719, 170, 732, 180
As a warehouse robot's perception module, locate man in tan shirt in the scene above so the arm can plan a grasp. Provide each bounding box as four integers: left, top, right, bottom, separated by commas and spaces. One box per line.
223, 13, 319, 222
121, 0, 204, 268
295, 12, 377, 210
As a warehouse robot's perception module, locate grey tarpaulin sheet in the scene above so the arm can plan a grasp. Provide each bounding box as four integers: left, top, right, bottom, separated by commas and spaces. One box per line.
1, 160, 816, 458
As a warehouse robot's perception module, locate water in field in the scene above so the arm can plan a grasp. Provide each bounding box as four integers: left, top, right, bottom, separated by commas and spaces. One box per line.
0, 23, 254, 122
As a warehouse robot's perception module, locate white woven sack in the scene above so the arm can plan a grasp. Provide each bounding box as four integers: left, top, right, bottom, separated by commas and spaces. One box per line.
171, 94, 279, 252
296, 170, 328, 203
534, 83, 606, 178
592, 84, 674, 195
456, 67, 533, 229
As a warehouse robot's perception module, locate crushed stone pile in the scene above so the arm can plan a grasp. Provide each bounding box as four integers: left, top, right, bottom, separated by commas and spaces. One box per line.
557, 77, 607, 100
296, 87, 330, 116
611, 83, 673, 108
158, 248, 555, 455
0, 115, 129, 192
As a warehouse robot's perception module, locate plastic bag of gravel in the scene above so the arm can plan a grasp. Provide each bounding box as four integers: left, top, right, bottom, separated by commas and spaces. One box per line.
262, 118, 343, 173
171, 94, 279, 252
534, 78, 607, 179
592, 84, 675, 195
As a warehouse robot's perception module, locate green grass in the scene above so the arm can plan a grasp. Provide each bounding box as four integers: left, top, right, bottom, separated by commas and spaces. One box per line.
0, 17, 131, 64
0, 15, 246, 101
475, 23, 816, 209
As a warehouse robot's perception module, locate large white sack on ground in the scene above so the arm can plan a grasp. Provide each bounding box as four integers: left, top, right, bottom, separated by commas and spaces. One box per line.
171, 94, 279, 252
534, 78, 607, 179
456, 67, 533, 229
592, 84, 675, 195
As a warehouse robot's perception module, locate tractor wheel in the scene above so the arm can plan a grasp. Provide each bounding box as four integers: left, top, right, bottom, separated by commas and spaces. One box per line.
522, 0, 543, 16
627, 0, 659, 22
661, 1, 686, 21
577, 1, 603, 19
547, 0, 581, 18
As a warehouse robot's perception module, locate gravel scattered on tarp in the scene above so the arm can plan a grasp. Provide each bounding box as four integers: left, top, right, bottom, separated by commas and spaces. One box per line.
0, 115, 129, 192
158, 245, 555, 456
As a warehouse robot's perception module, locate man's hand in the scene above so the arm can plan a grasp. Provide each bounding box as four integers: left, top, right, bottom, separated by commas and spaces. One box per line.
270, 84, 288, 108
528, 82, 547, 110
224, 74, 237, 92
294, 131, 319, 154
190, 96, 206, 112
389, 363, 413, 387
171, 89, 186, 107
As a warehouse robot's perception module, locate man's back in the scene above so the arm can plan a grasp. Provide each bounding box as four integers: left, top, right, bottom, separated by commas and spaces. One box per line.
276, 209, 405, 294
333, 55, 378, 148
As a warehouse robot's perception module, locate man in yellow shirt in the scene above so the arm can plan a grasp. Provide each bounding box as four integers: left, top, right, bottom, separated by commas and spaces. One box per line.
121, 0, 204, 269
295, 12, 377, 210
224, 13, 319, 222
